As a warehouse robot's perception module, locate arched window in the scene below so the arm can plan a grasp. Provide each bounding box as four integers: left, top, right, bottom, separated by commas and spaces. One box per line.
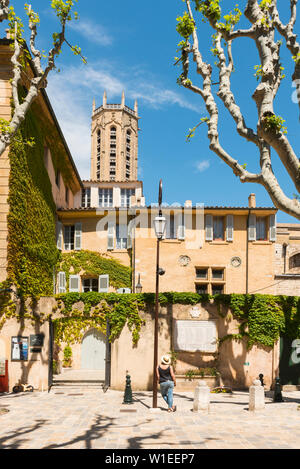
126, 130, 131, 180
96, 129, 101, 180
110, 127, 117, 181
289, 253, 300, 271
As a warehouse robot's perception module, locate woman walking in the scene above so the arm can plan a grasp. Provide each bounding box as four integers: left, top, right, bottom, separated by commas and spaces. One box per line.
156, 355, 176, 412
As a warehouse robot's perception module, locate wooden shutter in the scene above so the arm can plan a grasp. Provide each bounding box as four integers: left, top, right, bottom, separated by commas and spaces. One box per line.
248, 214, 256, 241
69, 275, 80, 292
74, 223, 82, 250
127, 220, 134, 249
56, 222, 63, 250
177, 212, 185, 240
269, 214, 276, 242
107, 223, 114, 250
205, 215, 213, 241
226, 215, 234, 242
99, 274, 109, 293
58, 272, 66, 294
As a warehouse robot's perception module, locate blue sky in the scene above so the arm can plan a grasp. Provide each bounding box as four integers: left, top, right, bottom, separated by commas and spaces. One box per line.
12, 0, 300, 222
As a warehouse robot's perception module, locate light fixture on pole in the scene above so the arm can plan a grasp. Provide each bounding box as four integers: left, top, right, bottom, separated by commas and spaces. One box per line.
135, 274, 142, 294
152, 179, 166, 409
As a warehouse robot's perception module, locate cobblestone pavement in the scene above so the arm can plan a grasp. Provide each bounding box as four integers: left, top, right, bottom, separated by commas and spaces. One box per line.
0, 388, 300, 449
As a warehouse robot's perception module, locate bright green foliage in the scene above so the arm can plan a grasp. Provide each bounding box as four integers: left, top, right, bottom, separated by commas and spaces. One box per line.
262, 114, 287, 134
292, 53, 300, 65
54, 292, 145, 345
176, 11, 195, 39
217, 6, 242, 32
8, 117, 59, 299
58, 250, 132, 291
194, 0, 222, 23
259, 0, 272, 11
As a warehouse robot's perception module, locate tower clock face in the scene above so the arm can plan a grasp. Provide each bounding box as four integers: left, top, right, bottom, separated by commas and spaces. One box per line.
178, 255, 191, 267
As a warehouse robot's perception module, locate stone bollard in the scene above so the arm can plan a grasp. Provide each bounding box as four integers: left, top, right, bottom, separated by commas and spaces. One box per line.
193, 380, 210, 412
249, 379, 265, 411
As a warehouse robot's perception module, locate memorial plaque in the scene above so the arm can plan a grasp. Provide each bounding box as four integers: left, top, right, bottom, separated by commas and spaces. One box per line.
174, 320, 217, 352
30, 334, 44, 347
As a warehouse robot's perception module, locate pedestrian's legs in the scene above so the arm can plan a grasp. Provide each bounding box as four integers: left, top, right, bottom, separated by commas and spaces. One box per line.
167, 381, 174, 409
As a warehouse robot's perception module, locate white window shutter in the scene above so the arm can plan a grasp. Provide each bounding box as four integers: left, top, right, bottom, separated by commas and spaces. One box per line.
56, 222, 63, 250
69, 275, 80, 293
205, 215, 213, 241
177, 224, 185, 240
269, 214, 276, 242
107, 223, 114, 250
74, 223, 82, 250
127, 220, 133, 249
99, 274, 109, 293
226, 215, 234, 242
58, 272, 66, 294
248, 214, 256, 241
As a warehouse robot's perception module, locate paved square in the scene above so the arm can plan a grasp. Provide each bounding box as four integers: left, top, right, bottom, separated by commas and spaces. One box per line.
0, 389, 300, 449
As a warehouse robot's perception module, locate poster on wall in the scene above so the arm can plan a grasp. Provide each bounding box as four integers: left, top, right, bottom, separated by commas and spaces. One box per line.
11, 337, 28, 361
0, 358, 5, 376
174, 320, 218, 353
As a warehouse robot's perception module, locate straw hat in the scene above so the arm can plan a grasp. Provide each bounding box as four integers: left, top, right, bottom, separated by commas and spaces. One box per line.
161, 355, 171, 365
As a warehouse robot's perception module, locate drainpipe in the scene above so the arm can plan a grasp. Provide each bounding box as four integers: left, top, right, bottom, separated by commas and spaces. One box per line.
246, 210, 250, 294
283, 243, 287, 274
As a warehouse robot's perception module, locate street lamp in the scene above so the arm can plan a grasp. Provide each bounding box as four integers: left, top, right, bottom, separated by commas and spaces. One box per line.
135, 274, 143, 294
152, 179, 166, 408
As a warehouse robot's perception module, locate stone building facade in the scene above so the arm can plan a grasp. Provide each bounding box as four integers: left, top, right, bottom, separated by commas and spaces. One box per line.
275, 223, 300, 296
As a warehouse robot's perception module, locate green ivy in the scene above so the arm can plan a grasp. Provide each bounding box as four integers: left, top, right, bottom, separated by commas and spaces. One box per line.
58, 250, 132, 291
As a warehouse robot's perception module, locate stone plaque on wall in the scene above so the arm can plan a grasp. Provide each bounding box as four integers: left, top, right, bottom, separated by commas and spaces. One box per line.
174, 320, 217, 353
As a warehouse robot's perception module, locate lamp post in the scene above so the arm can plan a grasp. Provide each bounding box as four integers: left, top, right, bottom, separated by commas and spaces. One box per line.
152, 179, 166, 408
135, 274, 142, 294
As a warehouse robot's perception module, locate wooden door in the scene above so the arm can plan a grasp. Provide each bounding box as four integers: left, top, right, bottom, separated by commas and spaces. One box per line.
81, 329, 106, 370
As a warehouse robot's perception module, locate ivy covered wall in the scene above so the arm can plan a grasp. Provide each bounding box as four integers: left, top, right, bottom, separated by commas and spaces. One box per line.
7, 102, 59, 298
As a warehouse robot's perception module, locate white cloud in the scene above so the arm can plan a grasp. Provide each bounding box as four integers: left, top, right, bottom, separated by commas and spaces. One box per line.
68, 19, 113, 46
46, 62, 202, 180
195, 160, 210, 172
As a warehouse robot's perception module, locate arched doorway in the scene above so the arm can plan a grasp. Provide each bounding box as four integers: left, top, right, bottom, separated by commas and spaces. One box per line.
81, 329, 106, 370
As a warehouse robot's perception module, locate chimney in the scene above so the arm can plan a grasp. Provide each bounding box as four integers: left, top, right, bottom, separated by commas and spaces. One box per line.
248, 193, 256, 208
184, 200, 192, 208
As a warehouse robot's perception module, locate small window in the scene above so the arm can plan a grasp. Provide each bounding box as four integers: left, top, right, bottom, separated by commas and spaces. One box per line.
116, 224, 128, 249
166, 212, 176, 239
81, 188, 91, 208
196, 284, 208, 295
196, 268, 208, 279
213, 216, 224, 240
64, 225, 75, 250
212, 284, 224, 295
212, 269, 224, 280
99, 188, 113, 207
256, 217, 267, 241
83, 278, 99, 292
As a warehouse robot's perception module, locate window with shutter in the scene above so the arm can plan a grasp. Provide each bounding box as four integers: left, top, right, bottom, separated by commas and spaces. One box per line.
213, 216, 224, 240
269, 214, 276, 242
248, 214, 256, 241
69, 275, 80, 292
256, 217, 267, 240
177, 212, 185, 240
205, 215, 213, 241
58, 272, 66, 293
75, 223, 82, 250
226, 215, 234, 242
99, 274, 109, 293
107, 223, 115, 250
56, 222, 63, 250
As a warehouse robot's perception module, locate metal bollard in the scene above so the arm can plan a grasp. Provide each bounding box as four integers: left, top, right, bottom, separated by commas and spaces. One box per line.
273, 377, 284, 402
123, 374, 133, 404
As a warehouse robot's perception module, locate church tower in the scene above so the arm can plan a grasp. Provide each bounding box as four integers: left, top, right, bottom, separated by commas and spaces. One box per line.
91, 91, 139, 182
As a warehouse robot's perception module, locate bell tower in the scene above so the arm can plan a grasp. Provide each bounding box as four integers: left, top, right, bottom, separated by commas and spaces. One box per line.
91, 91, 139, 182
